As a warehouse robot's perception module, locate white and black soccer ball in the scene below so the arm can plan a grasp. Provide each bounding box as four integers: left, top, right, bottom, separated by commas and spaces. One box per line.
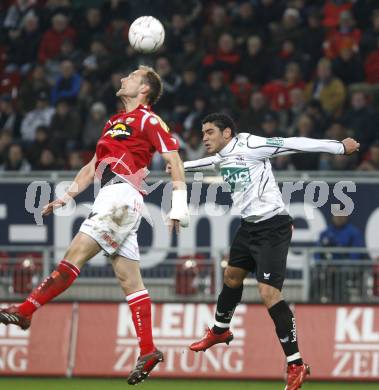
128, 16, 165, 53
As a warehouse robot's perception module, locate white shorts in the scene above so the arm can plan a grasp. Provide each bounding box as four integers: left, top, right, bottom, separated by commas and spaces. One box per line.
80, 183, 143, 260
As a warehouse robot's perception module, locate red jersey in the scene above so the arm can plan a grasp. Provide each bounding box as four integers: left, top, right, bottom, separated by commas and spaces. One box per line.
95, 104, 178, 186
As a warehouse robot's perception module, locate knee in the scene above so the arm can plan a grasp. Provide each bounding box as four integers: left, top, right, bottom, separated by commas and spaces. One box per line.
224, 267, 244, 289
259, 284, 281, 308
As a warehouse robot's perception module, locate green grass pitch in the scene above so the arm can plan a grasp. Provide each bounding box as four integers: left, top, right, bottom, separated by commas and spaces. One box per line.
0, 379, 378, 389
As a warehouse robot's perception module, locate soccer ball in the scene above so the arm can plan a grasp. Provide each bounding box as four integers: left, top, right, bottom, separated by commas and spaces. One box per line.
128, 16, 165, 53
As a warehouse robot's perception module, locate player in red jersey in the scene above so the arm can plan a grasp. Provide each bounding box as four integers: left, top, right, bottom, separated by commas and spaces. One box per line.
0, 65, 189, 385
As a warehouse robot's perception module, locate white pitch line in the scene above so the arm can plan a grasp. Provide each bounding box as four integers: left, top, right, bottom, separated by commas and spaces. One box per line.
116, 338, 243, 347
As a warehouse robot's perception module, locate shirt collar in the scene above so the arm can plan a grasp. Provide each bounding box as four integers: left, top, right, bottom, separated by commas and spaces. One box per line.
218, 136, 238, 156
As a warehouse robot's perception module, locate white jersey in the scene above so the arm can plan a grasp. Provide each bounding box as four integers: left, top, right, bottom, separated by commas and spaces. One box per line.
184, 133, 345, 222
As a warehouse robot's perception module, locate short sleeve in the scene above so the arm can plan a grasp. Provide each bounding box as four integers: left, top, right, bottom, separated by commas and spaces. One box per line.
144, 115, 179, 153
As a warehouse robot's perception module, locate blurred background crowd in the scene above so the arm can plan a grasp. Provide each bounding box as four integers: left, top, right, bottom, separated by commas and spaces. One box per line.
0, 0, 379, 172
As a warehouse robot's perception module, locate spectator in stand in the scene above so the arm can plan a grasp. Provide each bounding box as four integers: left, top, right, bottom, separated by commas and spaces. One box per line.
82, 39, 113, 84
183, 129, 205, 161
282, 88, 306, 131
231, 2, 264, 46
230, 75, 253, 111
271, 8, 304, 49
174, 69, 201, 122
325, 121, 349, 141
364, 37, 379, 84
342, 91, 377, 155
358, 141, 379, 171
99, 71, 122, 115
0, 143, 31, 172
255, 0, 285, 28
305, 57, 346, 116
239, 90, 270, 133
300, 8, 325, 69
360, 9, 379, 56
49, 99, 81, 152
51, 60, 81, 105
173, 34, 203, 72
315, 213, 365, 303
155, 56, 181, 119
66, 150, 84, 170
45, 38, 83, 82
323, 10, 361, 59
77, 78, 96, 120
76, 7, 104, 51
332, 46, 364, 85
183, 96, 208, 134
166, 13, 191, 53
260, 111, 284, 138
320, 153, 357, 171
203, 33, 241, 82
239, 35, 270, 85
0, 131, 13, 165
20, 90, 55, 142
322, 0, 353, 29
263, 61, 305, 111
201, 5, 229, 51
290, 114, 320, 170
33, 148, 61, 170
38, 13, 76, 64
27, 126, 51, 167
19, 65, 50, 112
317, 215, 364, 260
6, 11, 41, 73
2, 0, 36, 30
0, 95, 22, 136
82, 102, 107, 150
104, 15, 129, 55
304, 99, 330, 135
320, 121, 358, 170
205, 71, 236, 115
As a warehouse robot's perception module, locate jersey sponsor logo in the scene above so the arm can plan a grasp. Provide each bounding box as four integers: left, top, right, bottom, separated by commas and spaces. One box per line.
266, 137, 284, 147
104, 123, 132, 140
221, 167, 251, 192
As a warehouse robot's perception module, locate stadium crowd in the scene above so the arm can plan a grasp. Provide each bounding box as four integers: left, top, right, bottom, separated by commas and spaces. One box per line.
0, 0, 379, 172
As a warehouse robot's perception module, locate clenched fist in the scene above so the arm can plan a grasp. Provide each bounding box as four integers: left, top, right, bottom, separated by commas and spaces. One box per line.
342, 138, 360, 155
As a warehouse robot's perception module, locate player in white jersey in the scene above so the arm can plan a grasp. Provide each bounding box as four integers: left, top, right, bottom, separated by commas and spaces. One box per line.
183, 113, 359, 390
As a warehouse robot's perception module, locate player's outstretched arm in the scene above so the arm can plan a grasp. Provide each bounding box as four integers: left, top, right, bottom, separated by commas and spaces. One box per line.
42, 154, 98, 216
183, 155, 221, 172
161, 151, 190, 233
246, 135, 360, 159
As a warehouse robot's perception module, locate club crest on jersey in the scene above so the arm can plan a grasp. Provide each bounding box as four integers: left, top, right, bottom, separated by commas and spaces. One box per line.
221, 167, 251, 192
104, 123, 132, 140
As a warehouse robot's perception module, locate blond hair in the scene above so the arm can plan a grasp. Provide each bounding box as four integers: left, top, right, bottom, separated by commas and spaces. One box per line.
139, 65, 163, 106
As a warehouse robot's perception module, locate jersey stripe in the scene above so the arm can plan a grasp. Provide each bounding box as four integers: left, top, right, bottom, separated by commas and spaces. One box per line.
157, 132, 169, 152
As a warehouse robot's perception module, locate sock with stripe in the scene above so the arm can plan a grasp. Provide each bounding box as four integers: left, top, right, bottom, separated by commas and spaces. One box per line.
212, 283, 243, 334
268, 300, 303, 366
127, 289, 155, 356
18, 259, 80, 317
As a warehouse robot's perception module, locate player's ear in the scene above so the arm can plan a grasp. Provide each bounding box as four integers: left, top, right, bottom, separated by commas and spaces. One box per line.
140, 83, 149, 96
223, 127, 232, 139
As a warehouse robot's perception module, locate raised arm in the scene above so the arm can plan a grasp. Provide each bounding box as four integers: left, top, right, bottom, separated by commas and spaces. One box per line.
246, 135, 360, 159
42, 154, 97, 216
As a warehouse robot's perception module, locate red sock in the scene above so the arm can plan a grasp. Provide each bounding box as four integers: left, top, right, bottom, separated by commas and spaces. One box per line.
127, 289, 155, 356
18, 259, 80, 317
